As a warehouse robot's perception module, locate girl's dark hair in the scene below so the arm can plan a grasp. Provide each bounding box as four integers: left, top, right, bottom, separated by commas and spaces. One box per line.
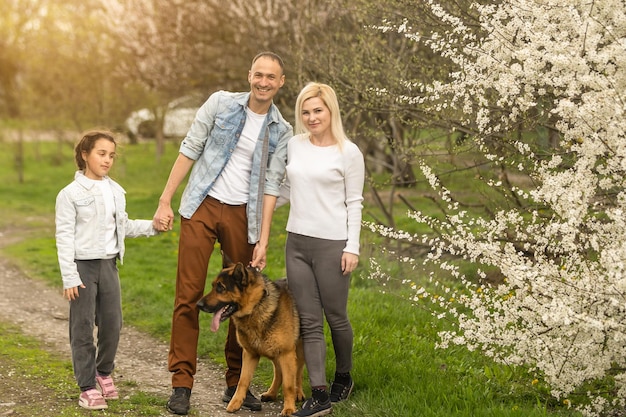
74, 130, 117, 170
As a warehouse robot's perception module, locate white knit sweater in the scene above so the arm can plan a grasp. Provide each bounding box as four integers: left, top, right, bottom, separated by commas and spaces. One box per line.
280, 133, 365, 254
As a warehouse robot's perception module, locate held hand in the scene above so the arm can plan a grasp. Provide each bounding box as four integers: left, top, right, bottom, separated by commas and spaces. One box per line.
153, 204, 174, 231
341, 252, 359, 275
250, 244, 267, 271
63, 284, 85, 301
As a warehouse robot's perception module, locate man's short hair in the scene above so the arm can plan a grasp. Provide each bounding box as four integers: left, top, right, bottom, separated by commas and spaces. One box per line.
252, 51, 285, 74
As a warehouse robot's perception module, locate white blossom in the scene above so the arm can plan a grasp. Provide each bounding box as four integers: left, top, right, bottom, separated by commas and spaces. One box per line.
368, 0, 626, 414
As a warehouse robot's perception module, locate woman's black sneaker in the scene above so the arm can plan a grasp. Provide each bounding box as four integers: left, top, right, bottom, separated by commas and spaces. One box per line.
167, 387, 191, 415
329, 378, 354, 403
292, 396, 332, 417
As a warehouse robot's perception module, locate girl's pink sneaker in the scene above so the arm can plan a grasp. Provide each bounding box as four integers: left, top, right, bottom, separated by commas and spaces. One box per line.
96, 375, 119, 400
79, 388, 107, 410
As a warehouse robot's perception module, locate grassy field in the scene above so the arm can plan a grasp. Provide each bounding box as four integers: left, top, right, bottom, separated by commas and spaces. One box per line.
0, 138, 580, 416
0, 322, 166, 416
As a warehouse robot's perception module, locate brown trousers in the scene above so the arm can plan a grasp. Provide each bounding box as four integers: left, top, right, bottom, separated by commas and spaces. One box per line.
168, 196, 254, 389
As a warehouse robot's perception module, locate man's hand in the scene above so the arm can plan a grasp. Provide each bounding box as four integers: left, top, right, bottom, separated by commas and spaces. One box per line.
251, 243, 267, 271
153, 204, 174, 231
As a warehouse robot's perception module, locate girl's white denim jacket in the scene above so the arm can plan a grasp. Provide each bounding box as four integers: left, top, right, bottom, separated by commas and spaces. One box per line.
178, 91, 292, 244
55, 171, 158, 289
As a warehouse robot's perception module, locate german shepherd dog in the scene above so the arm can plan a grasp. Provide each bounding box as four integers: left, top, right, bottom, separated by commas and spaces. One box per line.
196, 255, 305, 416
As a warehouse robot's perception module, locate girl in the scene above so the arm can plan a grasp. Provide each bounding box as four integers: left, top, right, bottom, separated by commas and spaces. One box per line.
55, 130, 160, 410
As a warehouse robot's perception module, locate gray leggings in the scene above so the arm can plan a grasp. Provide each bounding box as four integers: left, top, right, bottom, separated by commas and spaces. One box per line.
286, 233, 353, 387
70, 258, 122, 391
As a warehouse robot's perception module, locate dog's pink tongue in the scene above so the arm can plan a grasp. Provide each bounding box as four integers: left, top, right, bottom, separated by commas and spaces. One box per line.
211, 306, 226, 332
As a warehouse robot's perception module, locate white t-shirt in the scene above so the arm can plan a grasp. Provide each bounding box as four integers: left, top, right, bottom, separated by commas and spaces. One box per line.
209, 108, 265, 204
283, 134, 365, 254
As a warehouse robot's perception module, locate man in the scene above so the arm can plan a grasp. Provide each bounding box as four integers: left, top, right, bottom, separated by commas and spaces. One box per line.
152, 52, 292, 415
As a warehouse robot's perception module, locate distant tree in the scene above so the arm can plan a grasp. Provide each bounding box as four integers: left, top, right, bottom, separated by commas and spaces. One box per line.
1, 0, 122, 179
26, 0, 117, 130
0, 0, 46, 119
99, 0, 317, 157
0, 0, 142, 134
98, 0, 216, 157
275, 0, 480, 225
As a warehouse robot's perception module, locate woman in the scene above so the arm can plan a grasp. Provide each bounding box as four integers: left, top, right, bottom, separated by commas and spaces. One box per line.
281, 82, 365, 417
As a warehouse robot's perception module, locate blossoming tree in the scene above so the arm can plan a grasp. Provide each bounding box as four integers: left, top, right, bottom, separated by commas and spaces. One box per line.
368, 1, 626, 415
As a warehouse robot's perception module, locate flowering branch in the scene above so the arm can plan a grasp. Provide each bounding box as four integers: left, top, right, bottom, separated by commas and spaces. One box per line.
369, 0, 626, 415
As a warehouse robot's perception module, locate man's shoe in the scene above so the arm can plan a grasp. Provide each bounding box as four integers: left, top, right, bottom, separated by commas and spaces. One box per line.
221, 386, 236, 402
167, 387, 191, 415
329, 378, 354, 403
222, 386, 262, 411
292, 397, 332, 417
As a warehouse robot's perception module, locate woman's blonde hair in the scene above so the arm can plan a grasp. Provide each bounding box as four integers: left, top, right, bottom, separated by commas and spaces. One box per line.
294, 82, 348, 150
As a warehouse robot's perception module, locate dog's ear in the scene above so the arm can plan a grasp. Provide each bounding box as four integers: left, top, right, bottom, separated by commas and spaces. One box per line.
233, 262, 249, 288
221, 251, 234, 268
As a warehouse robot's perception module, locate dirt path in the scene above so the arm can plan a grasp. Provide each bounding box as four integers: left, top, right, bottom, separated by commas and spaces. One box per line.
0, 231, 283, 417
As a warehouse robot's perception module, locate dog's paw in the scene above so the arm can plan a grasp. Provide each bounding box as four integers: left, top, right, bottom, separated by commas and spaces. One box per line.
296, 389, 305, 402
226, 399, 242, 413
260, 392, 276, 402
280, 407, 296, 417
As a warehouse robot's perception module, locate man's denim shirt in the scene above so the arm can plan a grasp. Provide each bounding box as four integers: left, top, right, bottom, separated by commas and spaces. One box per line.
178, 90, 292, 244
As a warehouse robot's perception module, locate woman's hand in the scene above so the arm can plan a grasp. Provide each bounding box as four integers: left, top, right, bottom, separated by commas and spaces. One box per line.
341, 252, 359, 275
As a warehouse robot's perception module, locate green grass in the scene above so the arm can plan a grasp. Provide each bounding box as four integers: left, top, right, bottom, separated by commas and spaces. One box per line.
0, 322, 167, 416
0, 139, 580, 416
